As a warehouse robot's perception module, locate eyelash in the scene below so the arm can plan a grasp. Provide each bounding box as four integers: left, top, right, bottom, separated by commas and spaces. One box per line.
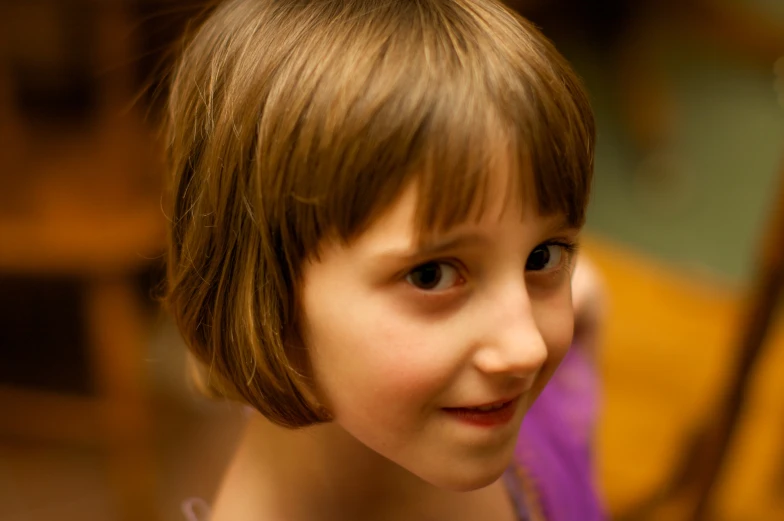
405, 258, 467, 292
525, 240, 579, 288
537, 239, 579, 267
546, 239, 579, 254
403, 238, 579, 290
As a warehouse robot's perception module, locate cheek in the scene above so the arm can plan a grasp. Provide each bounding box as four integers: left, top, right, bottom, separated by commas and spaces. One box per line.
304, 294, 450, 424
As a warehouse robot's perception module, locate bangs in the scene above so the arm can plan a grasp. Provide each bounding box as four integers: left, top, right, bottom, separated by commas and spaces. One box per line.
169, 0, 594, 270
269, 0, 595, 252
411, 96, 590, 241
405, 21, 595, 238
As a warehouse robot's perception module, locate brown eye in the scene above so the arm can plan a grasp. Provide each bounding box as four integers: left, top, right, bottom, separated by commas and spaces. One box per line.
406, 262, 459, 291
526, 244, 563, 271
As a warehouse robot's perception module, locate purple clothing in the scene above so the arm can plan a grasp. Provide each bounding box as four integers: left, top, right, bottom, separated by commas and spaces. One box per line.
515, 346, 605, 521
184, 346, 604, 521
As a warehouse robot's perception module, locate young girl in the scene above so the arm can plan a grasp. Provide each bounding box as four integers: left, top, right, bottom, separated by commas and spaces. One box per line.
165, 0, 602, 519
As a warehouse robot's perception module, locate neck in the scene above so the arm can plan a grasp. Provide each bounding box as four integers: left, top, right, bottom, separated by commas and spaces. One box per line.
211, 411, 515, 521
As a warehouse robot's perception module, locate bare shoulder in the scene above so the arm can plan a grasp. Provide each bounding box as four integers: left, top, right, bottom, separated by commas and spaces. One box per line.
571, 255, 607, 360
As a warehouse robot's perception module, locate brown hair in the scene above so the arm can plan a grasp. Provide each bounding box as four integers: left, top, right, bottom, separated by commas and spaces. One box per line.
164, 0, 595, 428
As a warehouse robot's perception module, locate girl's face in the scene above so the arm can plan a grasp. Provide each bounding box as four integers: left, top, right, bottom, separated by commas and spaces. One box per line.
300, 174, 579, 491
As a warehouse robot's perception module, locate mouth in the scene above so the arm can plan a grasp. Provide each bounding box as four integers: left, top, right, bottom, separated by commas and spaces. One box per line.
442, 396, 521, 428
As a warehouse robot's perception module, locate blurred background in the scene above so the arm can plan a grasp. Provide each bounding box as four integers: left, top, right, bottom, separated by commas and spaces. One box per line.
0, 0, 782, 520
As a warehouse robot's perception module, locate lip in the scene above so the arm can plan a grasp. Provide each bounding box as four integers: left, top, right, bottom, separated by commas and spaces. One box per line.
442, 395, 521, 428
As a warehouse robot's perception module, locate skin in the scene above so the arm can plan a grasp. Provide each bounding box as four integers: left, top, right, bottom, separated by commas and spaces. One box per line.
211, 167, 582, 521
571, 254, 606, 360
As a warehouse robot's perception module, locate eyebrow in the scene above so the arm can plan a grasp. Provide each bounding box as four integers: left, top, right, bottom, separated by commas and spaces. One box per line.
374, 233, 491, 263
371, 215, 578, 264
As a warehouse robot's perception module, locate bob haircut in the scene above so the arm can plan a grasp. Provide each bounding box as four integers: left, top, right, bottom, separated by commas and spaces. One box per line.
164, 0, 595, 428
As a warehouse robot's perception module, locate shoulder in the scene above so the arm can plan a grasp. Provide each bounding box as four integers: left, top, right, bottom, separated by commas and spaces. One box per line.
182, 498, 211, 521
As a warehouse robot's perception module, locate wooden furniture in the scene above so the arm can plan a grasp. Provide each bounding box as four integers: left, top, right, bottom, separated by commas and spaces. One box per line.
0, 2, 165, 520
618, 154, 784, 521
0, 160, 165, 521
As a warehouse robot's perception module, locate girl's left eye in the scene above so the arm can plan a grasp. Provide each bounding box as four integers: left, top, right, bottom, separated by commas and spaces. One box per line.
405, 262, 461, 291
525, 243, 566, 271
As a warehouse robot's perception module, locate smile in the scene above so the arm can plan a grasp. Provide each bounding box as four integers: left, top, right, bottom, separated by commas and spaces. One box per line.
442, 396, 520, 428
471, 402, 506, 412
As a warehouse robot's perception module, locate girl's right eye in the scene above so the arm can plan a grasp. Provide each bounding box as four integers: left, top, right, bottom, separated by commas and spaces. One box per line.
405, 262, 461, 291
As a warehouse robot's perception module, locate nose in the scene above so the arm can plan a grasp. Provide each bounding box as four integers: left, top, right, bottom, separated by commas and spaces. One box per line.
471, 284, 548, 379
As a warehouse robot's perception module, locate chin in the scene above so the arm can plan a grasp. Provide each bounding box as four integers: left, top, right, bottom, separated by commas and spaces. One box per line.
419, 457, 511, 492
445, 474, 505, 492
